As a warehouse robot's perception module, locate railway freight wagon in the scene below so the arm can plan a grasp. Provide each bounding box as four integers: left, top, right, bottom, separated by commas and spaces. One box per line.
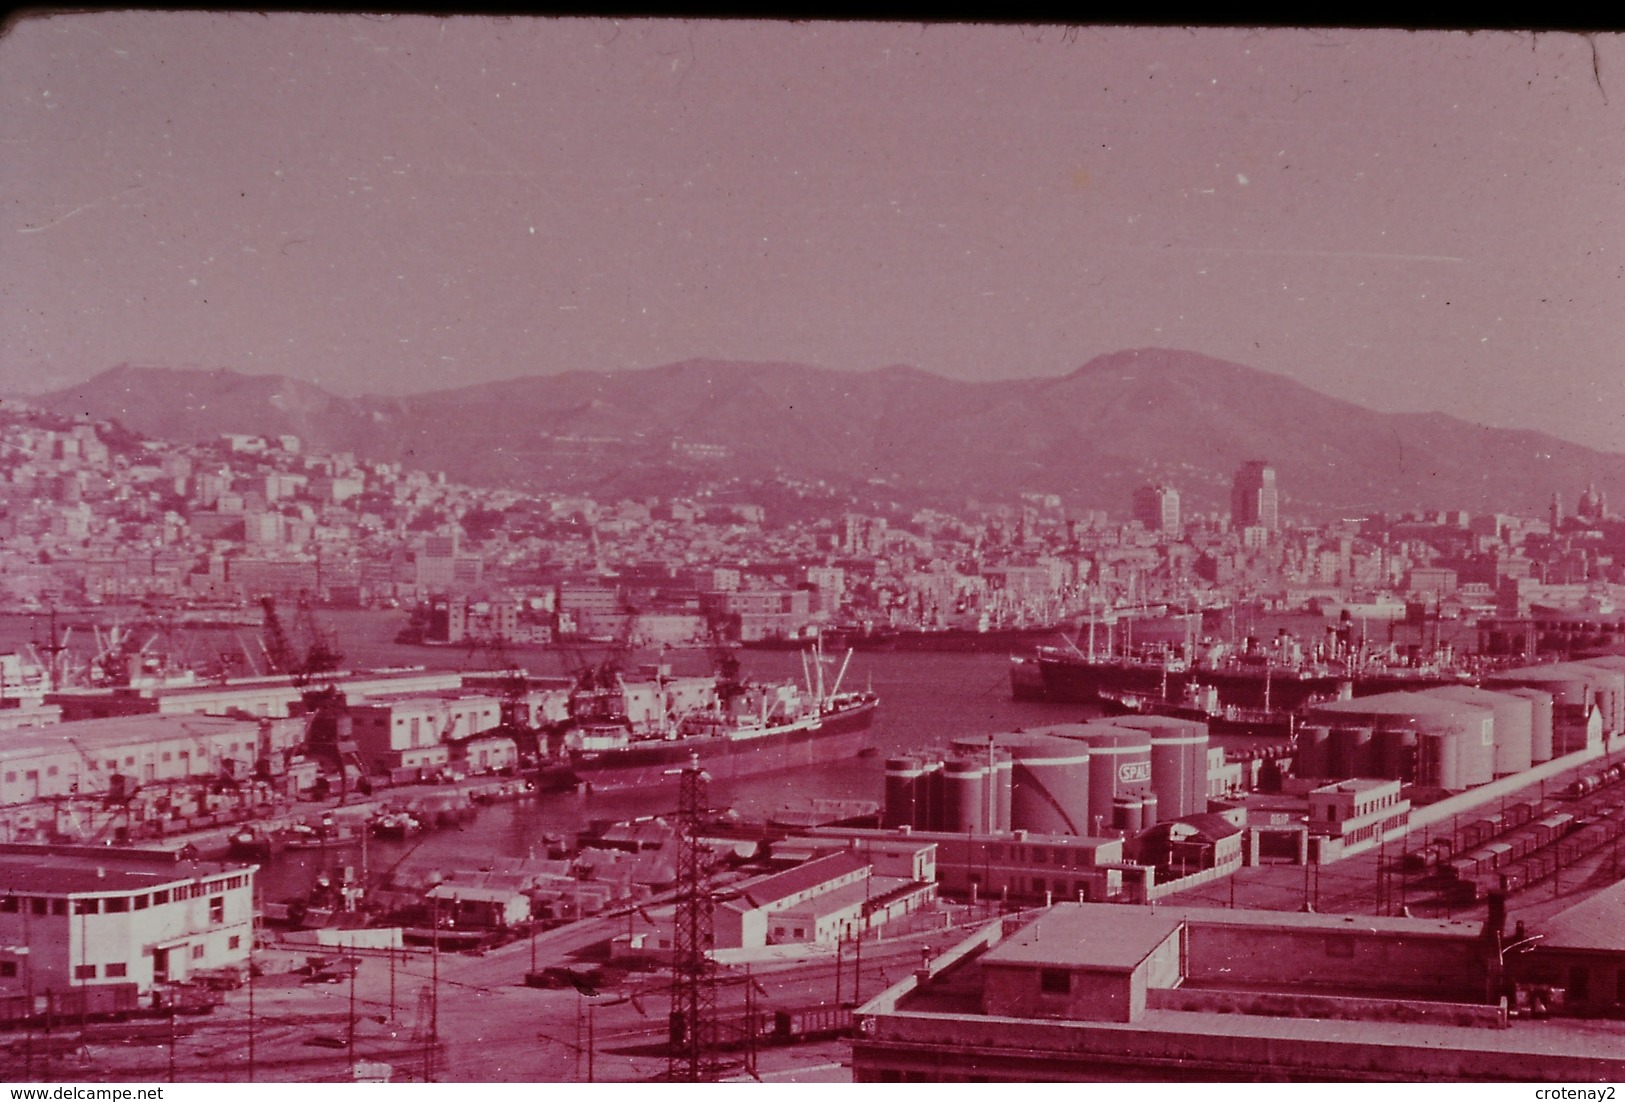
712, 1003, 855, 1050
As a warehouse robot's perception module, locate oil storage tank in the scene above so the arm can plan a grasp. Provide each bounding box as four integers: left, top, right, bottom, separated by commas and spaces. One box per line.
1571, 659, 1625, 736
1048, 724, 1154, 835
938, 757, 990, 834
1112, 796, 1146, 833
1105, 715, 1209, 820
1310, 692, 1494, 788
1500, 687, 1555, 763
1294, 725, 1332, 779
1003, 734, 1092, 836
1371, 727, 1417, 780
1327, 726, 1375, 778
950, 737, 1013, 832
1486, 664, 1605, 754
883, 755, 930, 829
1415, 728, 1465, 791
1422, 686, 1535, 777
1486, 664, 1593, 708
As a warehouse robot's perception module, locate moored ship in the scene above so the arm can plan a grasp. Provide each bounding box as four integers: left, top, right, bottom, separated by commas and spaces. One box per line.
1025, 630, 1478, 711
1096, 682, 1305, 742
550, 642, 880, 793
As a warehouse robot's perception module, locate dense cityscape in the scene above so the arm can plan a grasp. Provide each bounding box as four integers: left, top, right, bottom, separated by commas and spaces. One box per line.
4, 403, 1623, 650
0, 396, 1623, 1083
5, 14, 1625, 1091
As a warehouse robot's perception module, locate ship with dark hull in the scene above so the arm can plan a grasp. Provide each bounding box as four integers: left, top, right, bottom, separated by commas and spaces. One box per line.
1024, 633, 1478, 711
563, 690, 880, 793
546, 642, 880, 793
1095, 683, 1305, 742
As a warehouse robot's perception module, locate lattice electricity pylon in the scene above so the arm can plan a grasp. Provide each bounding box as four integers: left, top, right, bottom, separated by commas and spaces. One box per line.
668, 758, 722, 1081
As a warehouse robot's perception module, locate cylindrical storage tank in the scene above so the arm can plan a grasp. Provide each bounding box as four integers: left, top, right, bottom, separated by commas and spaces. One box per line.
949, 738, 1014, 833
1326, 726, 1374, 779
1499, 688, 1554, 763
1572, 660, 1625, 736
918, 759, 945, 830
1140, 791, 1160, 829
1486, 666, 1594, 709
1312, 693, 1494, 786
1104, 716, 1209, 820
1424, 686, 1534, 777
1054, 725, 1153, 836
883, 755, 926, 829
1295, 726, 1332, 779
1112, 796, 1144, 834
990, 753, 1013, 832
1371, 728, 1416, 781
1460, 711, 1496, 786
1006, 736, 1092, 836
1416, 728, 1465, 791
941, 757, 989, 835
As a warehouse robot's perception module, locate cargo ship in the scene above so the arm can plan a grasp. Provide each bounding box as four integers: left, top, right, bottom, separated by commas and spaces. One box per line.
1026, 634, 1476, 711
551, 644, 880, 793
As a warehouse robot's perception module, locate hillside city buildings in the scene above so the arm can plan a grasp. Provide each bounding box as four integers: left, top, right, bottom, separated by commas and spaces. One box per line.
3, 408, 1625, 1082
3, 408, 1624, 655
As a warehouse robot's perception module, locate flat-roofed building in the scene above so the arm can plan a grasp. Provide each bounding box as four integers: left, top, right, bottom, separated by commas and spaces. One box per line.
0, 845, 256, 995
1306, 777, 1410, 855
344, 691, 502, 776
48, 669, 465, 723
0, 702, 62, 731
808, 826, 1129, 905
853, 901, 1625, 1082
982, 906, 1184, 1023
0, 713, 305, 806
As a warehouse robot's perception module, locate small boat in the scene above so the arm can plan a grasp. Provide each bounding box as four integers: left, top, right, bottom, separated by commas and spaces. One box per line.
278, 823, 328, 850
226, 826, 279, 861
370, 811, 423, 840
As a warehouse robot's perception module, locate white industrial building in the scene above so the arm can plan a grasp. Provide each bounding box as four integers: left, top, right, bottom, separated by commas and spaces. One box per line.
0, 845, 257, 994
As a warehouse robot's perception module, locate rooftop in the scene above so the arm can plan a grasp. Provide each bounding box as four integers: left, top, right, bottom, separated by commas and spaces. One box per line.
1535, 878, 1625, 952
0, 848, 252, 896
980, 903, 1485, 971
1312, 693, 1494, 717
0, 712, 262, 759
721, 851, 868, 912
982, 905, 1182, 973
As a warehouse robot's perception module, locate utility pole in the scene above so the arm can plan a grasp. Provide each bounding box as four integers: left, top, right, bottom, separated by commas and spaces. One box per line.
668, 758, 718, 1082
853, 922, 864, 1004
348, 951, 358, 1071
743, 965, 759, 1081
247, 942, 256, 1082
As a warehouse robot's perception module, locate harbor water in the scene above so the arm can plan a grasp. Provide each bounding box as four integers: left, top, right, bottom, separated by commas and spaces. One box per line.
0, 609, 1100, 898
0, 605, 1463, 899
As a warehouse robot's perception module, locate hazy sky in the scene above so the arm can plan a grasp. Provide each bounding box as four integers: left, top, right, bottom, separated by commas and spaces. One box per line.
3, 16, 1622, 451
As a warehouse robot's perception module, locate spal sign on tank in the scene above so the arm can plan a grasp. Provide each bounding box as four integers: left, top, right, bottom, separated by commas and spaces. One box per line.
1118, 761, 1151, 784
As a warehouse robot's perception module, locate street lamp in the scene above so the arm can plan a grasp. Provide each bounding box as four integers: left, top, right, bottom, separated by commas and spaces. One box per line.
1490, 932, 1544, 1008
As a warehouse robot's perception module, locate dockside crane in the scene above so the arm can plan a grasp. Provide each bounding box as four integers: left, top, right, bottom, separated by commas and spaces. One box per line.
703, 607, 745, 711
259, 593, 364, 801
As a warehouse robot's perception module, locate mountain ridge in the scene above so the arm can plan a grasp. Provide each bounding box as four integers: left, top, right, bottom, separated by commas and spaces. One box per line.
33, 350, 1625, 519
